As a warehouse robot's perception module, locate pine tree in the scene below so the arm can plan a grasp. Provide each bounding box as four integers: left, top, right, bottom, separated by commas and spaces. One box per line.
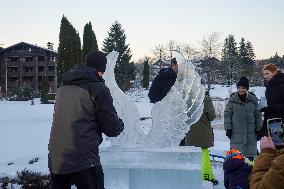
238, 38, 252, 77
246, 41, 255, 64
269, 52, 284, 67
102, 21, 134, 91
238, 37, 249, 65
221, 34, 239, 84
41, 75, 49, 104
57, 15, 82, 85
82, 22, 98, 59
128, 62, 136, 81
142, 59, 150, 88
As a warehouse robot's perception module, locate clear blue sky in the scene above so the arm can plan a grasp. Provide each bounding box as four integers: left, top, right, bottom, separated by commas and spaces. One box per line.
1, 0, 283, 60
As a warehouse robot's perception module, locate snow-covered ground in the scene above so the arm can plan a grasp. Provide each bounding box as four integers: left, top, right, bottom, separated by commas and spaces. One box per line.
0, 85, 266, 188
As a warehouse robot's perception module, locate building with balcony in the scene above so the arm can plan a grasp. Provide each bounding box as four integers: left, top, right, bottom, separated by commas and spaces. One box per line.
0, 42, 57, 95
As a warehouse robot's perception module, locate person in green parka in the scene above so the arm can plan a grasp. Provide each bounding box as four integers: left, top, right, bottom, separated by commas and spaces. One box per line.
184, 90, 218, 185
185, 91, 216, 148
224, 77, 262, 160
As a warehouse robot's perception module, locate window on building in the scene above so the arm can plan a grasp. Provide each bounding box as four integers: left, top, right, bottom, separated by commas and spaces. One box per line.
50, 56, 55, 62
38, 67, 44, 72
48, 66, 55, 72
25, 68, 33, 72
48, 76, 54, 82
38, 56, 45, 62
24, 57, 33, 62
15, 46, 23, 51
8, 57, 19, 62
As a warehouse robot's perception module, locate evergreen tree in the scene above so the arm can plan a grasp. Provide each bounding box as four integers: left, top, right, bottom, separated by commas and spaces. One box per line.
238, 38, 254, 77
82, 22, 98, 59
221, 34, 239, 84
246, 41, 255, 64
238, 37, 249, 64
9, 82, 33, 101
40, 75, 49, 104
269, 52, 284, 67
128, 62, 136, 81
102, 21, 134, 91
57, 15, 82, 85
142, 59, 150, 88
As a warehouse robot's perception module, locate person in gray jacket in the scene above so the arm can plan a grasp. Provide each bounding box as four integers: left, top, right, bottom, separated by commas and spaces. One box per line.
224, 77, 262, 160
48, 51, 124, 189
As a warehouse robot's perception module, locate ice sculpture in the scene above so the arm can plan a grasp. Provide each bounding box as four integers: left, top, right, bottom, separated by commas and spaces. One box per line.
104, 52, 145, 147
103, 51, 205, 148
102, 51, 204, 189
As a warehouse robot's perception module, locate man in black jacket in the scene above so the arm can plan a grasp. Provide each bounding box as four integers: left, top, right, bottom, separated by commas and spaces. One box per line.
48, 51, 124, 189
148, 58, 178, 103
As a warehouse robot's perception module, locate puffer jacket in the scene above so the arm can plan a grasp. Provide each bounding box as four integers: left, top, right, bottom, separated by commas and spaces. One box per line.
185, 94, 216, 148
224, 158, 252, 189
148, 67, 177, 103
224, 92, 262, 157
48, 64, 123, 174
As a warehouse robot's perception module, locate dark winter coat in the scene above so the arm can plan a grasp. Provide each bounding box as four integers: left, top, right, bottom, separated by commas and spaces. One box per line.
223, 158, 252, 189
148, 68, 177, 103
185, 94, 216, 148
48, 64, 123, 174
224, 92, 262, 157
260, 72, 284, 138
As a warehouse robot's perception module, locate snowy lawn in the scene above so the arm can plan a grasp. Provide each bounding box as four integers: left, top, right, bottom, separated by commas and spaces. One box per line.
0, 85, 266, 188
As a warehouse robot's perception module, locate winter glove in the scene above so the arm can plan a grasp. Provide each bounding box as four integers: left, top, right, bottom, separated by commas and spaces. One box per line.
256, 131, 262, 141
117, 118, 124, 134
260, 136, 275, 151
259, 106, 271, 113
226, 129, 232, 139
255, 129, 262, 141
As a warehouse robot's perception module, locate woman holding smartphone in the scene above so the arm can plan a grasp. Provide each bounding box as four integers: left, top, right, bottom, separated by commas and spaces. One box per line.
259, 64, 284, 138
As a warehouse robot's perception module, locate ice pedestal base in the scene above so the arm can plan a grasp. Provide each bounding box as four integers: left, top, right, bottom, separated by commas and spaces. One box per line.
100, 146, 202, 189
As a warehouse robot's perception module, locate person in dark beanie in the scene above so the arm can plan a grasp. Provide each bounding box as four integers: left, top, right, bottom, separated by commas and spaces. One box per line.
259, 64, 284, 138
148, 58, 178, 103
85, 51, 107, 73
48, 51, 124, 189
224, 77, 262, 160
237, 76, 249, 91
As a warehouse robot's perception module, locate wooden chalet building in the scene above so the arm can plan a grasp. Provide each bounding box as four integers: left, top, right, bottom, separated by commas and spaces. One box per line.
0, 42, 57, 96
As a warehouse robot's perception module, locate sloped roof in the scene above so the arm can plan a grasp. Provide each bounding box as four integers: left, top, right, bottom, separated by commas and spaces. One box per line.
3, 42, 57, 55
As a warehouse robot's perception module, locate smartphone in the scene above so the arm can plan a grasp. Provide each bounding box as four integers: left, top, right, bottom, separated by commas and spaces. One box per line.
267, 118, 284, 145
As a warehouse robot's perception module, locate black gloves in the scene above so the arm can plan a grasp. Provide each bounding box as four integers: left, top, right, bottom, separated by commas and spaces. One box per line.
117, 118, 124, 134
256, 131, 262, 141
226, 129, 232, 139
259, 106, 271, 113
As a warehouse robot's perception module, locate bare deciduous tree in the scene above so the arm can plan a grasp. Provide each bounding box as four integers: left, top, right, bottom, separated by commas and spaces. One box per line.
199, 32, 223, 91
152, 44, 167, 59
181, 44, 199, 60
201, 32, 222, 58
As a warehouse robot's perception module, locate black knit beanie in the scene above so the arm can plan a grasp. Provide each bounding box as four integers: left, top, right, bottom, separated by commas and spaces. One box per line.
85, 51, 107, 72
171, 57, 177, 65
237, 77, 249, 90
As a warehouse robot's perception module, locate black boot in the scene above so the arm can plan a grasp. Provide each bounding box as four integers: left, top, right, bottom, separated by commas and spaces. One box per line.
210, 179, 219, 185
